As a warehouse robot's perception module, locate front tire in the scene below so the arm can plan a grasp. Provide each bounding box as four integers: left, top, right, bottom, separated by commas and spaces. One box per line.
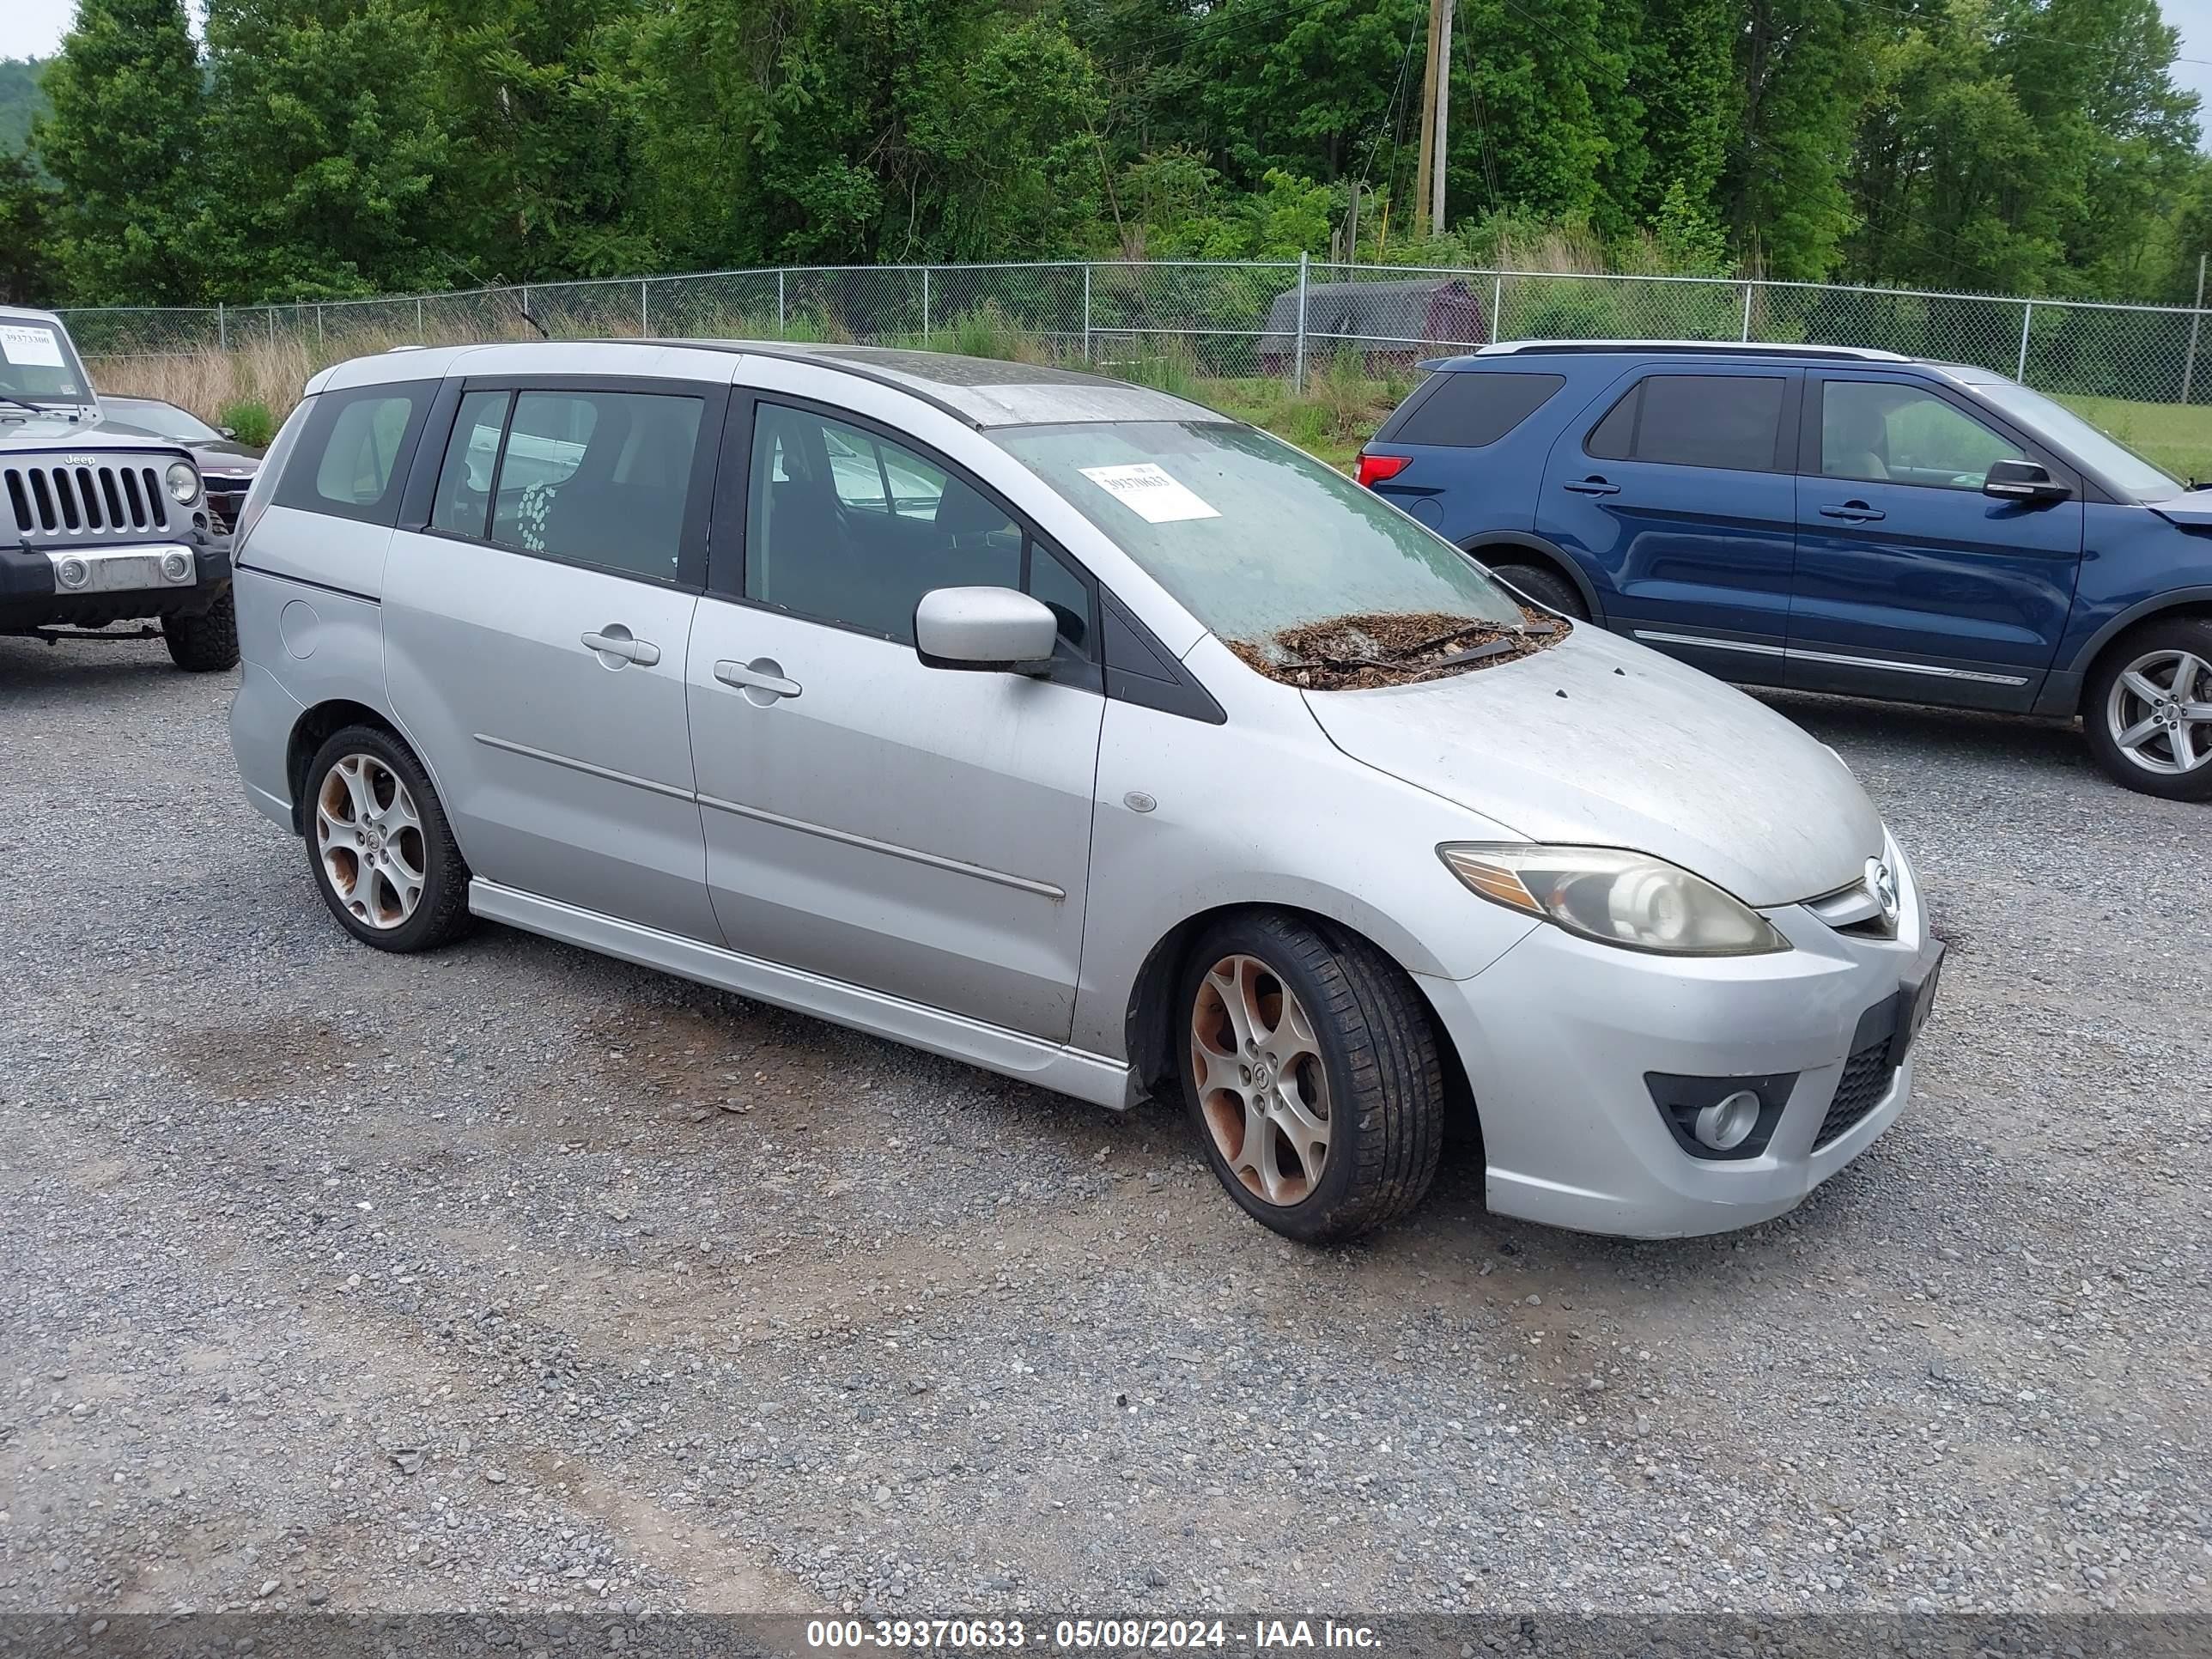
162, 588, 240, 671
1176, 912, 1444, 1243
1487, 559, 1588, 622
302, 725, 474, 952
2081, 617, 2212, 801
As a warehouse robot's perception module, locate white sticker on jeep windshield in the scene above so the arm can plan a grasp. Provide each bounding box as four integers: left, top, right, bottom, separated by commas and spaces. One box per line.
1079, 462, 1220, 524
0, 326, 65, 368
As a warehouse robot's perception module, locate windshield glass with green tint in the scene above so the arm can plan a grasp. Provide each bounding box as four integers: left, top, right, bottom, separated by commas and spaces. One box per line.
1971, 380, 2184, 499
993, 421, 1523, 645
0, 319, 92, 405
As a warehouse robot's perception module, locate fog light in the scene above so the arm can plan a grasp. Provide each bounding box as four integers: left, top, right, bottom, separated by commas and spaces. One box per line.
1693, 1089, 1762, 1152
160, 550, 192, 582
1647, 1070, 1796, 1161
58, 557, 90, 589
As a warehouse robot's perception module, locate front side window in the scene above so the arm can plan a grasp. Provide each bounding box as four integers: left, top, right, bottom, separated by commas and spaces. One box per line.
453, 388, 704, 581
1820, 380, 2022, 490
1586, 374, 1786, 472
992, 421, 1525, 654
747, 404, 1024, 642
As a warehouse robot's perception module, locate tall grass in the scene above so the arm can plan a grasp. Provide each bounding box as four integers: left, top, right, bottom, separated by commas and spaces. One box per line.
84, 304, 1427, 471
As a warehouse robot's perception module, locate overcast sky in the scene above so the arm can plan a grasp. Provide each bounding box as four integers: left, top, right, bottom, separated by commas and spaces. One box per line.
5, 0, 2212, 139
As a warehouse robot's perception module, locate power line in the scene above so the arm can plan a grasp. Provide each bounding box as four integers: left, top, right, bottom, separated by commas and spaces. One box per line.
1352, 5, 1424, 202
1456, 1, 1501, 212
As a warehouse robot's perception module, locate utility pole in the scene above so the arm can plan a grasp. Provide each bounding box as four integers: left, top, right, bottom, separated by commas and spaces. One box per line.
1430, 0, 1454, 234
1413, 0, 1444, 239
2185, 252, 2208, 406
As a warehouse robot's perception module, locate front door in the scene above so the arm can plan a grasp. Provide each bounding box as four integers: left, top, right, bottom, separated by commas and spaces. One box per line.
1788, 374, 2084, 707
685, 398, 1104, 1040
1536, 366, 1802, 684
383, 379, 722, 939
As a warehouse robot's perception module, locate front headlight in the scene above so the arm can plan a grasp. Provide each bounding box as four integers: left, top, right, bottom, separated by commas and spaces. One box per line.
1438, 843, 1790, 956
165, 460, 201, 505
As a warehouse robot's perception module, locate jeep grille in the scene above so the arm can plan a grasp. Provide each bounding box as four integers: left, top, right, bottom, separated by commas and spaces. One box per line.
4, 459, 172, 543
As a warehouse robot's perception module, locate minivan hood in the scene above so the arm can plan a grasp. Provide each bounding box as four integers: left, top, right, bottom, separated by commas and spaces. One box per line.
1300, 626, 1882, 908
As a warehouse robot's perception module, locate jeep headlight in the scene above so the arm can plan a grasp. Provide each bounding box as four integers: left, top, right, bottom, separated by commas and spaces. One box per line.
165, 460, 201, 505
1438, 843, 1790, 956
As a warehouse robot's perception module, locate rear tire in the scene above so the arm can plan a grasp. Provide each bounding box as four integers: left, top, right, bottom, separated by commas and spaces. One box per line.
2081, 617, 2212, 801
1487, 559, 1588, 621
163, 587, 240, 672
1176, 912, 1444, 1243
302, 725, 474, 952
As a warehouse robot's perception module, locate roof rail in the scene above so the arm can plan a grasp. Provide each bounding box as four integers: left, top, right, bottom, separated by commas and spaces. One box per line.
1473, 339, 1912, 363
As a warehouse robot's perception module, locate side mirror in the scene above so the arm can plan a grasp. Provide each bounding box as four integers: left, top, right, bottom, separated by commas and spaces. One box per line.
219, 426, 237, 440
1984, 459, 2070, 504
915, 586, 1058, 676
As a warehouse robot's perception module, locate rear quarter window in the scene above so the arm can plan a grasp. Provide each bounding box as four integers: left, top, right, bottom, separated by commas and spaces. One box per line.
1390, 371, 1566, 447
273, 380, 435, 527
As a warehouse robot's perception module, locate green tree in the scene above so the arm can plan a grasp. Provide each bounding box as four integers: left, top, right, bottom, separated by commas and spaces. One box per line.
629, 0, 1102, 267
0, 150, 58, 304
417, 0, 653, 281
194, 0, 454, 299
1443, 0, 1620, 227
1622, 0, 1735, 223
1724, 0, 1863, 279
36, 0, 204, 303
1840, 0, 2198, 295
1194, 0, 1425, 186
0, 58, 50, 156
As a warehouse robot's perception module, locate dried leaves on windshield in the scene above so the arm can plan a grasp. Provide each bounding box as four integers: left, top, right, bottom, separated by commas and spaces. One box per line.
1226, 608, 1571, 690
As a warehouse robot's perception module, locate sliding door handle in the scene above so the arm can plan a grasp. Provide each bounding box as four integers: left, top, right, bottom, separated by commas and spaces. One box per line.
714, 658, 802, 702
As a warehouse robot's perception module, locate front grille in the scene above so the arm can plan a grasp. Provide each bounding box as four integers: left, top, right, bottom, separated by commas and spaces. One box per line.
204, 480, 250, 532
1815, 1036, 1898, 1148
3, 459, 172, 542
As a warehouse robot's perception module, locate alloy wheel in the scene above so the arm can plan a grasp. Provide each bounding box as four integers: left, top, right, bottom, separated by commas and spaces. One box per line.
1189, 954, 1332, 1207
2106, 648, 2212, 776
315, 753, 428, 930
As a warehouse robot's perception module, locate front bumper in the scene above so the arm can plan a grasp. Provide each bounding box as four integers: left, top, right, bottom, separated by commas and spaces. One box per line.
0, 538, 232, 632
1420, 839, 1937, 1238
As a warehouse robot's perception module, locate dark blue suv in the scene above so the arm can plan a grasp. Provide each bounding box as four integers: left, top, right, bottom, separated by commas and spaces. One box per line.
1356, 342, 2212, 799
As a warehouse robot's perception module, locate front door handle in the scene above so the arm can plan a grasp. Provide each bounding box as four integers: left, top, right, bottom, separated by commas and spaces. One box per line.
582, 626, 660, 666
714, 657, 802, 702
1818, 502, 1885, 523
1562, 477, 1620, 496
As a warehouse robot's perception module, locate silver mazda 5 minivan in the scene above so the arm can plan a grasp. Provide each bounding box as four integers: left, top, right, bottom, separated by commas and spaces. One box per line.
229, 341, 1942, 1243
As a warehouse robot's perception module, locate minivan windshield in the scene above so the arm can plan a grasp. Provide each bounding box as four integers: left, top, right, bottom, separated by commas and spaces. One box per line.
1971, 380, 2184, 499
0, 319, 94, 406
993, 422, 1526, 652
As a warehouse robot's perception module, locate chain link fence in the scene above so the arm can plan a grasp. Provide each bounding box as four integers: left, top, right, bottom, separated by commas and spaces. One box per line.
55, 258, 2212, 405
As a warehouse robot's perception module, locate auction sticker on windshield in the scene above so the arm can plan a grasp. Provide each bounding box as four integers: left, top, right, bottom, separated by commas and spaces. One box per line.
0, 326, 64, 368
1079, 462, 1220, 524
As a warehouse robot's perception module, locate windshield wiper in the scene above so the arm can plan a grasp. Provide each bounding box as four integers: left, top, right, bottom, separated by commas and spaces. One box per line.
0, 393, 57, 415
1380, 615, 1559, 662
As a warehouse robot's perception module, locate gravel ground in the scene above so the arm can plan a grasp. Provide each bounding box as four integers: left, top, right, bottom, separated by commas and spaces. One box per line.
2, 634, 2207, 1622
